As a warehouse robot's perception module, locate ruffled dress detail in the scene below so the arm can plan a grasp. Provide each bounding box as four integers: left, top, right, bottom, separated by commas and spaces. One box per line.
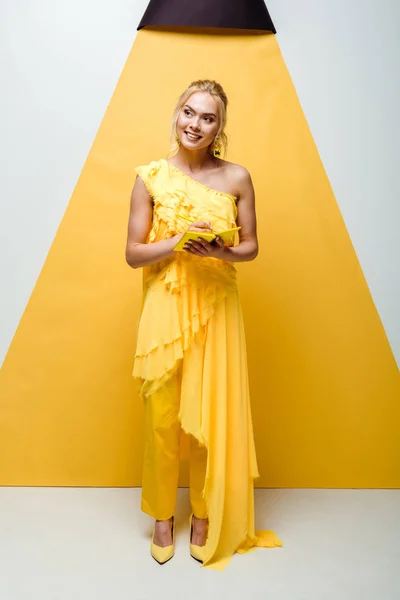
133, 158, 282, 570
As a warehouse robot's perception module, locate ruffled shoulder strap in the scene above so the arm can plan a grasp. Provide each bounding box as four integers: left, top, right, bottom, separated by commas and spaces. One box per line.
134, 159, 163, 198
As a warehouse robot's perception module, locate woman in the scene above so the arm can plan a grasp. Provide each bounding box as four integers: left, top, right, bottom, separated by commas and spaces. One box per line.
125, 79, 281, 570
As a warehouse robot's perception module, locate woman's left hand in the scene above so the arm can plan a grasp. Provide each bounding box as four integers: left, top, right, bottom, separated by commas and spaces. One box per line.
183, 235, 226, 259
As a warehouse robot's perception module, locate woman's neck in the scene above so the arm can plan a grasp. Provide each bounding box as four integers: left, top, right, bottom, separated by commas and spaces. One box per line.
171, 146, 217, 173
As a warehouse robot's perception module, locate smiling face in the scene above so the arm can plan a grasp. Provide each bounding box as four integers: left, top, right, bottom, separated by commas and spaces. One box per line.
175, 91, 221, 152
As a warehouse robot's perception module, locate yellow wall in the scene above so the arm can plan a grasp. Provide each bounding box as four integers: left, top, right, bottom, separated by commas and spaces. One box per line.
0, 28, 399, 487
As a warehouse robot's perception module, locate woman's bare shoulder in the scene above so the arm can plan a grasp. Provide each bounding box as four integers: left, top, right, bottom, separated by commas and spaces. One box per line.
217, 160, 253, 200
218, 159, 250, 178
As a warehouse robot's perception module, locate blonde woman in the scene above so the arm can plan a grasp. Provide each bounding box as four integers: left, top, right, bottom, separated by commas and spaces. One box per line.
125, 79, 281, 570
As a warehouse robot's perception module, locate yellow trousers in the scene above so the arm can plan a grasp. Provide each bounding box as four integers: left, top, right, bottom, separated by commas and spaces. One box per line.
141, 363, 208, 520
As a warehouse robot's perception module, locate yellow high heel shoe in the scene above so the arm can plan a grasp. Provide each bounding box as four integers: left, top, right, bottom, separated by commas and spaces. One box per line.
189, 514, 207, 564
151, 517, 175, 565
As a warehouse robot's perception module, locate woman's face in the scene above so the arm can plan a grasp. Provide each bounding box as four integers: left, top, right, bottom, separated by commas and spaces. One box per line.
176, 91, 220, 152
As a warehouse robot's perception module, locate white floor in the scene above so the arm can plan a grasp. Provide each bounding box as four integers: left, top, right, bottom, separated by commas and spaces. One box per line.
0, 488, 399, 600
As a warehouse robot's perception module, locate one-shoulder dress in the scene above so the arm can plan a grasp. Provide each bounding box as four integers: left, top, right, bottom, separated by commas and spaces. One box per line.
133, 158, 282, 570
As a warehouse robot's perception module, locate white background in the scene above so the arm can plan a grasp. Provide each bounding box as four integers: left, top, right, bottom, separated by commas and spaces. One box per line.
1, 0, 399, 367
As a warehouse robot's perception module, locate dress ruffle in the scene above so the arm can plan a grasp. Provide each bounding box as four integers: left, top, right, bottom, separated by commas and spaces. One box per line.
133, 251, 238, 395
133, 158, 282, 570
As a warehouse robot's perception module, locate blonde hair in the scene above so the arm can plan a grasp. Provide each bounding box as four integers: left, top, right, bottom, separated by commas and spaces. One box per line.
169, 79, 228, 158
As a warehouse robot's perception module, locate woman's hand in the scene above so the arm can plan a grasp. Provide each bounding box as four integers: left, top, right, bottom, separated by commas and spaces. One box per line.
183, 221, 226, 259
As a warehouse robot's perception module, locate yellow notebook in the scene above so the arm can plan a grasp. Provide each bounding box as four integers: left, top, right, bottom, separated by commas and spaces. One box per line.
173, 227, 241, 252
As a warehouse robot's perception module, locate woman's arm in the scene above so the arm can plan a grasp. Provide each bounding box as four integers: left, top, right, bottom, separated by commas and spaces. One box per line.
125, 177, 212, 269
183, 167, 259, 263
223, 167, 258, 262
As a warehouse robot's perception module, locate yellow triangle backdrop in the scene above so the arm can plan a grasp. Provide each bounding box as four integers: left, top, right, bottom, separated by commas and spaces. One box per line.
1, 28, 399, 487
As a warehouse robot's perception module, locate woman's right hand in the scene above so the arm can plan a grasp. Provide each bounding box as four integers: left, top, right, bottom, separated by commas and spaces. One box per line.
187, 221, 213, 234
174, 221, 213, 243
171, 222, 213, 248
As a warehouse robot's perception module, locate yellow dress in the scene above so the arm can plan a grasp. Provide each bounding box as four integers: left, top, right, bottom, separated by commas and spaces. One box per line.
133, 158, 282, 570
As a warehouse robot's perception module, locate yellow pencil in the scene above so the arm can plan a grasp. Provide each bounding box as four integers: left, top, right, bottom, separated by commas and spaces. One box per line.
177, 213, 196, 223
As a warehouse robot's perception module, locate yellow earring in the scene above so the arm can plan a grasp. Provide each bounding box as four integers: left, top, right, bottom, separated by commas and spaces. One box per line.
213, 136, 221, 157
174, 124, 181, 146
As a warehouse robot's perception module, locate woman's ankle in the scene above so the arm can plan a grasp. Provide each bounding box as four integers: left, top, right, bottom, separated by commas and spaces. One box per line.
153, 517, 174, 546
192, 515, 208, 526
